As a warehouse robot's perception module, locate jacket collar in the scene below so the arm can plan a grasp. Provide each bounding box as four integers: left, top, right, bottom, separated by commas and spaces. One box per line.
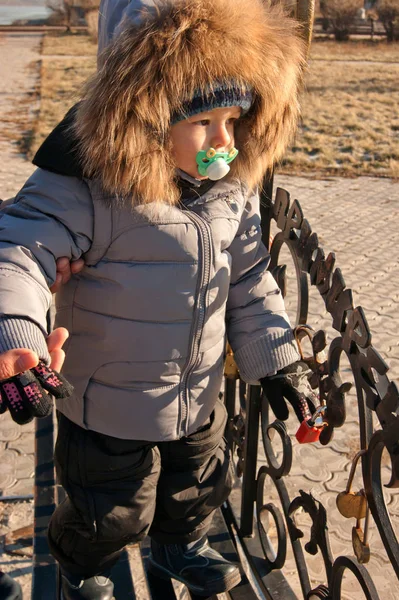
177, 170, 216, 202
32, 104, 83, 178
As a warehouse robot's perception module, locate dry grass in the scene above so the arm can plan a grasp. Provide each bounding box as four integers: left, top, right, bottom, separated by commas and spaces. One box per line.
310, 38, 399, 62
29, 33, 96, 155
31, 34, 399, 179
30, 35, 96, 156
41, 32, 97, 56
281, 42, 399, 178
31, 56, 95, 154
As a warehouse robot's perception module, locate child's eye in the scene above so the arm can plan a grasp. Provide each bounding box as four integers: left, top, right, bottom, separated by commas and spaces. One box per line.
194, 119, 210, 126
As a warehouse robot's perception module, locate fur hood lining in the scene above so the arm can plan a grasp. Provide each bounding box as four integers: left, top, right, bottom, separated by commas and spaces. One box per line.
74, 0, 306, 205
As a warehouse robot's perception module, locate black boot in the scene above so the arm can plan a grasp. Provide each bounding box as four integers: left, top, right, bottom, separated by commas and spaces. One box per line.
148, 537, 241, 596
0, 572, 22, 600
61, 571, 114, 600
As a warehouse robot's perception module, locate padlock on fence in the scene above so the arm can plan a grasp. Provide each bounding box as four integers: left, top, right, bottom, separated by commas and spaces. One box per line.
293, 325, 328, 444
336, 449, 368, 519
296, 405, 327, 444
336, 449, 370, 564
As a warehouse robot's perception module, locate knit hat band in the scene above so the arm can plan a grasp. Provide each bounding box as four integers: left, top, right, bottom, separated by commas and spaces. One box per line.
171, 83, 253, 124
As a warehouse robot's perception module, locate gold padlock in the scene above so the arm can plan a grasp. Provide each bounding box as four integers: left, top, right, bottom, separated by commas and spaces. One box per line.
352, 504, 370, 564
352, 527, 370, 564
336, 450, 368, 520
336, 490, 367, 520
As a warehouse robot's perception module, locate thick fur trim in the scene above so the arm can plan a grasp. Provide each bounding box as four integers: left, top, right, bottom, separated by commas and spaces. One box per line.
74, 0, 306, 205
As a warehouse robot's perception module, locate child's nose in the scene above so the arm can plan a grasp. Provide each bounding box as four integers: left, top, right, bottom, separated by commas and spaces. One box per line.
212, 125, 231, 150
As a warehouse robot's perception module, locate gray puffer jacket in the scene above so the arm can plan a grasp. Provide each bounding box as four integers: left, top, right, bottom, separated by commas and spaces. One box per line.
0, 169, 299, 441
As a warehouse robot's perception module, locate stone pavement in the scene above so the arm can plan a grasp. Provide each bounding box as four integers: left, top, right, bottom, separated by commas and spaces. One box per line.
0, 32, 41, 599
270, 173, 399, 599
0, 31, 398, 599
274, 173, 399, 385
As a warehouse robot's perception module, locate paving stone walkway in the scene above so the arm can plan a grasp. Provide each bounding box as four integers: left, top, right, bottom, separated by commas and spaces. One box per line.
269, 173, 399, 600
0, 32, 40, 599
0, 31, 398, 600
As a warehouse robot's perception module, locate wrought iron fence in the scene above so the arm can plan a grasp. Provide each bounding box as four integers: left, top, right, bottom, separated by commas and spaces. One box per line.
223, 186, 399, 600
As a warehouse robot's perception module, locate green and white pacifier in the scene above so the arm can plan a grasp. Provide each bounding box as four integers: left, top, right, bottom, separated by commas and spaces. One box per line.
196, 147, 238, 180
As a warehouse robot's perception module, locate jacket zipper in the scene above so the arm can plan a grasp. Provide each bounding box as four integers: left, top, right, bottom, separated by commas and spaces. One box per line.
178, 210, 213, 437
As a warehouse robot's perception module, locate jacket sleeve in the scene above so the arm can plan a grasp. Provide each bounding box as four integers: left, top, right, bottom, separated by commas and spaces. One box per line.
0, 168, 94, 361
226, 186, 300, 384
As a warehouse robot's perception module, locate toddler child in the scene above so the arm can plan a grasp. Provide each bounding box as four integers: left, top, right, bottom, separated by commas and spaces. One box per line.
0, 1, 318, 597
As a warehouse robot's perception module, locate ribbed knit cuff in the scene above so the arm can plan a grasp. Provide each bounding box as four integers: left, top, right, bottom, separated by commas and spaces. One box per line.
0, 317, 50, 364
234, 329, 300, 385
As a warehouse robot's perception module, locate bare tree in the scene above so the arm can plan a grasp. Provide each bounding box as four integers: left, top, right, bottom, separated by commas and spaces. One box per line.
376, 0, 399, 42
320, 0, 364, 40
79, 0, 100, 40
46, 0, 75, 28
46, 0, 100, 34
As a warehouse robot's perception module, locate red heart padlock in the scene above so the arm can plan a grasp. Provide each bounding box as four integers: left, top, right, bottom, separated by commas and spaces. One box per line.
295, 406, 327, 444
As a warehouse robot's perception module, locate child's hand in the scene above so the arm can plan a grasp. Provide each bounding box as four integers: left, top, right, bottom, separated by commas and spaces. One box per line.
0, 361, 73, 425
0, 327, 73, 424
260, 361, 318, 423
50, 257, 85, 293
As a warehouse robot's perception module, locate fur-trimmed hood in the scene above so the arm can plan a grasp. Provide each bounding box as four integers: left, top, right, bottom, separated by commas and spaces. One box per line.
74, 0, 306, 205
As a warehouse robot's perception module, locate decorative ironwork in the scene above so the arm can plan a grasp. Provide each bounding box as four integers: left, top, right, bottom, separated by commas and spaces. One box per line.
224, 187, 399, 599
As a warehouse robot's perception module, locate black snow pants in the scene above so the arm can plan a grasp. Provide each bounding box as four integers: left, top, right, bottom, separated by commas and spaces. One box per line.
47, 399, 234, 577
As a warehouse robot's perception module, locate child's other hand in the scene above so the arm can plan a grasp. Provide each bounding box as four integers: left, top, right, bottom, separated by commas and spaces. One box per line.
0, 327, 69, 381
50, 257, 85, 293
0, 327, 73, 424
0, 327, 69, 380
0, 348, 39, 381
260, 361, 318, 424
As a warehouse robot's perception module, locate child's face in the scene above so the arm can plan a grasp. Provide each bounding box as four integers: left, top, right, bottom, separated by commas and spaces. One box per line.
170, 106, 241, 180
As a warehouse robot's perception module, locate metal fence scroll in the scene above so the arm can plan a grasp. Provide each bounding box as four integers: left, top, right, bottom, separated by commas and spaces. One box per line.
223, 187, 399, 600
